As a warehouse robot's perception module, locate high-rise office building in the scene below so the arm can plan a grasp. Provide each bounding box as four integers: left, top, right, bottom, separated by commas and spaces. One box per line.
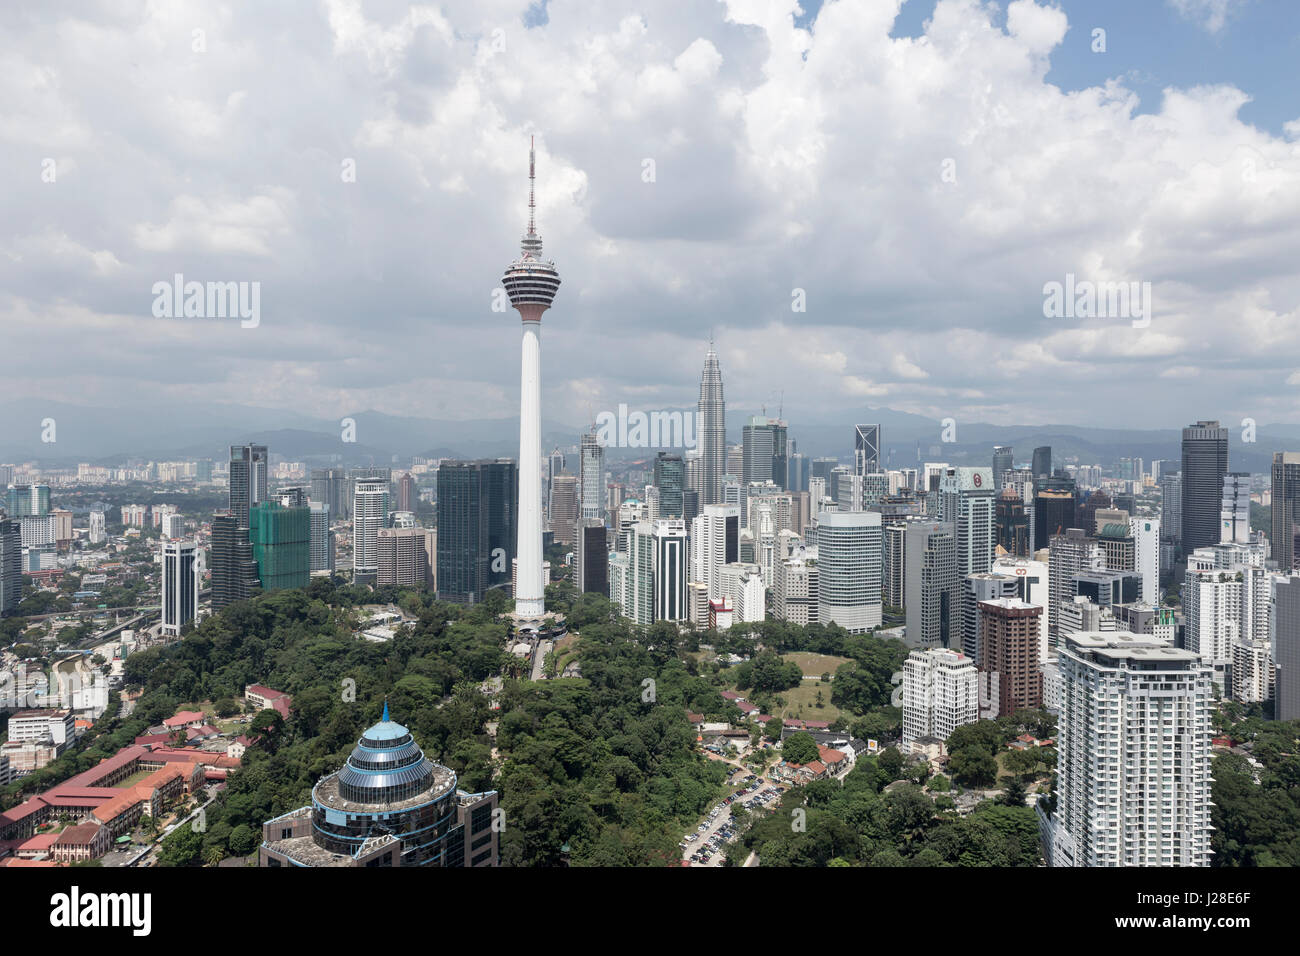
905, 521, 958, 650
311, 467, 350, 520
995, 487, 1029, 556
250, 500, 310, 592
697, 345, 726, 506
377, 527, 432, 588
547, 448, 566, 512
1272, 452, 1300, 573
787, 452, 808, 494
815, 511, 882, 634
742, 416, 788, 489
1181, 420, 1229, 556
351, 477, 390, 587
502, 137, 560, 619
978, 598, 1043, 716
210, 512, 260, 611
435, 460, 517, 605
579, 429, 605, 522
1032, 446, 1052, 480
1131, 516, 1160, 605
161, 539, 200, 636
939, 467, 996, 658
228, 444, 268, 530
309, 502, 335, 573
548, 474, 579, 547
1160, 472, 1182, 546
774, 548, 818, 626
1273, 576, 1300, 721
397, 472, 417, 513
575, 518, 608, 595
691, 504, 740, 600
0, 518, 23, 616
619, 522, 656, 626
1032, 477, 1077, 553
653, 452, 686, 519
992, 554, 1051, 665
258, 704, 498, 867
992, 445, 1013, 490
854, 424, 882, 475
1048, 529, 1104, 645
652, 519, 688, 622
901, 647, 979, 745
1049, 632, 1213, 868
1219, 472, 1251, 544
4, 484, 50, 518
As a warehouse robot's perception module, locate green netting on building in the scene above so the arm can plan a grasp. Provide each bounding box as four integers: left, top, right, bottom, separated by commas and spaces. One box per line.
250, 501, 310, 591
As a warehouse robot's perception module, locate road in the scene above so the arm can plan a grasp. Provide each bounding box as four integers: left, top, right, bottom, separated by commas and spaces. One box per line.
530, 640, 553, 681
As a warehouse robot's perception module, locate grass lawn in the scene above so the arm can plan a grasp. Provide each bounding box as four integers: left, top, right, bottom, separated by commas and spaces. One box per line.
114, 768, 156, 789
777, 681, 844, 723
781, 652, 852, 678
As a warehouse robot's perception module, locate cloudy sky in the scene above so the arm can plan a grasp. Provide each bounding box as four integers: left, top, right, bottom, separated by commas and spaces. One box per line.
3, 0, 1299, 434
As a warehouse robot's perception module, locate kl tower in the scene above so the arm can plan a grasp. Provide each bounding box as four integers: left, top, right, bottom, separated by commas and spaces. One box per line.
502, 137, 560, 619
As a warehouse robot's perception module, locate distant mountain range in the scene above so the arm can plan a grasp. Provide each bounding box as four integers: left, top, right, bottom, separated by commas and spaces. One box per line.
0, 398, 1289, 475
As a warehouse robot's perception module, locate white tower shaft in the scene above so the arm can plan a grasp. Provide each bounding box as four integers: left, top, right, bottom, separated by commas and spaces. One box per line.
516, 319, 544, 616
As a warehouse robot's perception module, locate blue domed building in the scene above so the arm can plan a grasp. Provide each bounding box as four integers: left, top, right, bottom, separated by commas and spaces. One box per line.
259, 704, 498, 867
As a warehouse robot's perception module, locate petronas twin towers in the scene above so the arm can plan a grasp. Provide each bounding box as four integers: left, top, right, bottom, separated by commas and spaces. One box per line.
697, 344, 726, 506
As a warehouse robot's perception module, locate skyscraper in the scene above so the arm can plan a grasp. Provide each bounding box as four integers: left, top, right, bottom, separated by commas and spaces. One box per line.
435, 460, 517, 605
502, 137, 560, 619
690, 504, 740, 600
548, 475, 579, 547
1049, 632, 1213, 867
161, 539, 199, 637
653, 452, 686, 519
901, 647, 979, 745
351, 477, 390, 587
854, 424, 882, 475
575, 518, 608, 595
1219, 472, 1251, 544
308, 502, 335, 573
4, 484, 50, 518
992, 445, 1013, 490
397, 472, 417, 513
697, 345, 726, 506
1273, 576, 1300, 721
250, 500, 310, 592
743, 416, 788, 489
1181, 420, 1229, 556
1048, 529, 1104, 646
1032, 446, 1052, 480
905, 521, 958, 650
939, 467, 996, 659
0, 517, 23, 616
578, 429, 605, 523
653, 519, 689, 622
228, 444, 268, 530
995, 487, 1029, 556
210, 512, 260, 611
1272, 452, 1300, 573
311, 467, 350, 520
377, 527, 432, 588
815, 510, 882, 634
1032, 476, 1077, 553
977, 598, 1043, 716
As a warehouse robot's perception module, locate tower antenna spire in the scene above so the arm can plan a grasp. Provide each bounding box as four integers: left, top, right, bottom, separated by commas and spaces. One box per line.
528, 135, 536, 237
